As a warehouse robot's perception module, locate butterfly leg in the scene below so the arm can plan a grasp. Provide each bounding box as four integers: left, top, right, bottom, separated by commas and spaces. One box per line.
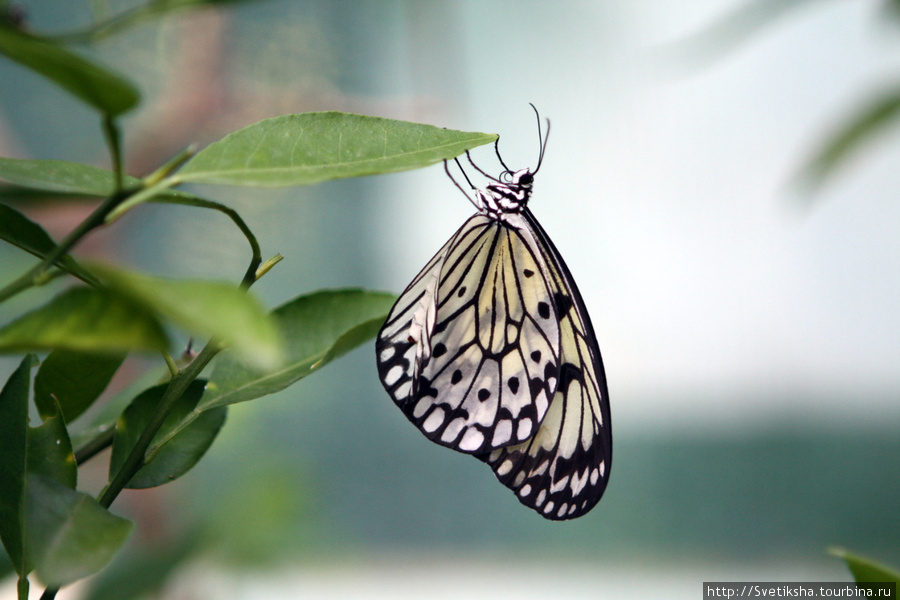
444, 159, 482, 211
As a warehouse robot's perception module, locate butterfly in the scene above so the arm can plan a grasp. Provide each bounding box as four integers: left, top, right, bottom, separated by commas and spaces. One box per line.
376, 107, 611, 520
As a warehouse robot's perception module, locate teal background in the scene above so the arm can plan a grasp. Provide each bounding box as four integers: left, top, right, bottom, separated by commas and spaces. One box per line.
1, 1, 898, 598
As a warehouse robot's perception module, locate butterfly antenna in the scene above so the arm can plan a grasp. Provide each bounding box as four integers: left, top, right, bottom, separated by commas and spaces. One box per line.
445, 159, 481, 210
529, 103, 550, 175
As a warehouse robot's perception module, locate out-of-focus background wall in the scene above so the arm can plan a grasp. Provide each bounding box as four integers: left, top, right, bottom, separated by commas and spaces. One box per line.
1, 1, 898, 598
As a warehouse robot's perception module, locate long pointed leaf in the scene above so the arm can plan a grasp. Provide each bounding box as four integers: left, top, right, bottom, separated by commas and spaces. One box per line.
202, 288, 395, 409
800, 88, 900, 191
176, 112, 497, 187
91, 264, 282, 369
110, 380, 226, 489
0, 355, 37, 577
25, 475, 132, 588
0, 158, 202, 204
0, 203, 95, 283
0, 25, 138, 116
0, 287, 169, 354
0, 159, 125, 196
27, 406, 77, 489
34, 350, 125, 422
830, 547, 900, 584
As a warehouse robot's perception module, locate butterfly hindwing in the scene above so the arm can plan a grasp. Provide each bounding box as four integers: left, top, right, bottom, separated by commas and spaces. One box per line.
376, 214, 561, 454
377, 117, 611, 520
478, 209, 611, 520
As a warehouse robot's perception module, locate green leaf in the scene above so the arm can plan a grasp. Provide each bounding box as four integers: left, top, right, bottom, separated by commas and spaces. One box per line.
829, 547, 900, 584
110, 380, 226, 489
0, 203, 95, 283
0, 287, 169, 354
25, 475, 132, 588
176, 112, 498, 187
34, 350, 125, 422
27, 406, 77, 489
0, 157, 201, 203
91, 264, 282, 370
202, 288, 395, 409
0, 159, 125, 196
0, 355, 37, 577
0, 25, 139, 116
800, 88, 900, 192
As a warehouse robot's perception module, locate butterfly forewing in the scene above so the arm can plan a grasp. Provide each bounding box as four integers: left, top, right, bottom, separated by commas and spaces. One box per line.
376, 214, 561, 454
478, 209, 611, 520
377, 124, 611, 520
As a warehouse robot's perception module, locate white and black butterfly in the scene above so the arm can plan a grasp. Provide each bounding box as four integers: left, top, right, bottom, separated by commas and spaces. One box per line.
376, 108, 611, 520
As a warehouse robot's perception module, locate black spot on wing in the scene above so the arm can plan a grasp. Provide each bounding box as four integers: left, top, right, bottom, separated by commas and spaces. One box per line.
508, 376, 520, 394
553, 292, 573, 317
537, 302, 550, 320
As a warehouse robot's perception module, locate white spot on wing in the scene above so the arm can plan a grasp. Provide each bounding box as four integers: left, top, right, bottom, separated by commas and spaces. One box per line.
441, 417, 466, 443
413, 398, 431, 418
516, 417, 533, 441
492, 420, 512, 446
422, 408, 445, 433
459, 428, 484, 451
384, 365, 404, 386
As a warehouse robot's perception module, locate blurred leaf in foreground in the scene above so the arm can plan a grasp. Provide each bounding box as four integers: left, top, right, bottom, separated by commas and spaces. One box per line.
0, 25, 138, 116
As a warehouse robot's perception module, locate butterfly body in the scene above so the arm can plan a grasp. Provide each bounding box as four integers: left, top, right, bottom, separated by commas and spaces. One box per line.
376, 119, 611, 520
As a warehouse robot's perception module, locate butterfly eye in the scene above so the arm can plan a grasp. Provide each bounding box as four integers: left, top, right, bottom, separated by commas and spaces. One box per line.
518, 172, 533, 185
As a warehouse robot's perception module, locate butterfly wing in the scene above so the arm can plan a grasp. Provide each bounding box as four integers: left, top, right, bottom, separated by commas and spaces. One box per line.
477, 208, 612, 520
376, 214, 562, 454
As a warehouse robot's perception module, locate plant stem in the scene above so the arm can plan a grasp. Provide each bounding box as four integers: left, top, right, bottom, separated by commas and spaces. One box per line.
102, 115, 124, 191
73, 424, 116, 465
152, 195, 263, 288
97, 341, 220, 509
0, 189, 129, 304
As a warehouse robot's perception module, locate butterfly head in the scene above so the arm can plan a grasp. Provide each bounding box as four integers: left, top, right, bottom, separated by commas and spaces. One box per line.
481, 168, 535, 216
447, 105, 549, 219
502, 168, 535, 188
